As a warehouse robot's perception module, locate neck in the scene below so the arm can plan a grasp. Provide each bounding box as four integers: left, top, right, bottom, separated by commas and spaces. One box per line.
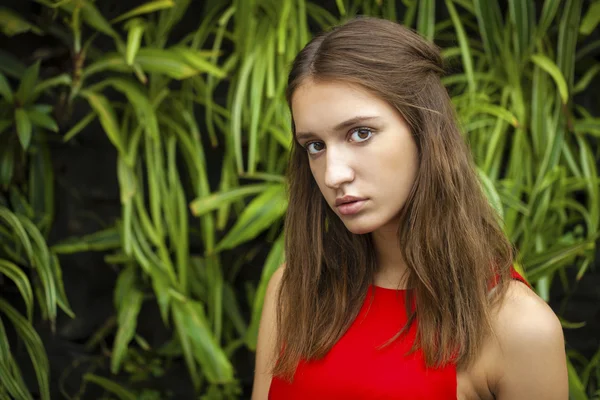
370, 220, 409, 289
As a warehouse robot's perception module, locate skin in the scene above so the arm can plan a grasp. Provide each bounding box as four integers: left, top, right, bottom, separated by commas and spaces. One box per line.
293, 79, 418, 288
251, 79, 568, 399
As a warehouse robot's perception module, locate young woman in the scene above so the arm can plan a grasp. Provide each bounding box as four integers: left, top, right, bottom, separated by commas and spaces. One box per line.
252, 17, 568, 399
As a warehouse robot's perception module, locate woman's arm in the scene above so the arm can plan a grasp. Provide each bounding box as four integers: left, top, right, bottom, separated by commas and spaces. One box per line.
492, 281, 568, 399
251, 266, 285, 400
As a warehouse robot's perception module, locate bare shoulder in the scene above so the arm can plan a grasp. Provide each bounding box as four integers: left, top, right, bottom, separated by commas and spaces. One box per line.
266, 264, 285, 296
489, 280, 568, 400
251, 264, 285, 400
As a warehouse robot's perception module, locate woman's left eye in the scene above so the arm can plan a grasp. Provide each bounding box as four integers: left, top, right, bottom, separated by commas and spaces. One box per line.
349, 127, 373, 143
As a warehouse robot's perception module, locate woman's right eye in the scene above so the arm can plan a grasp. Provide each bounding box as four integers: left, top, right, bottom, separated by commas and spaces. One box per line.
306, 142, 325, 155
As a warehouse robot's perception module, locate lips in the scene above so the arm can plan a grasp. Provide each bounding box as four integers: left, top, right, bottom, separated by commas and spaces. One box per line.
335, 195, 366, 206
335, 196, 367, 216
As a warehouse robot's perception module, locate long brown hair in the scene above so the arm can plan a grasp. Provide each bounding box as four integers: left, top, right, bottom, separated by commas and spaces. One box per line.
274, 16, 513, 380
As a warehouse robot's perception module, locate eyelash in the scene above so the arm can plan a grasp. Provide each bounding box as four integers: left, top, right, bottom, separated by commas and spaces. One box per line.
304, 127, 375, 156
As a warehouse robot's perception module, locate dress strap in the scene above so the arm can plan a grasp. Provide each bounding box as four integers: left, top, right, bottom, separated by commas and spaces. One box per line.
509, 265, 530, 287
488, 265, 531, 291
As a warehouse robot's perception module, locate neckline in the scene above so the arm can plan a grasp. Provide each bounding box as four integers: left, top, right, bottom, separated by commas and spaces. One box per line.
369, 284, 409, 292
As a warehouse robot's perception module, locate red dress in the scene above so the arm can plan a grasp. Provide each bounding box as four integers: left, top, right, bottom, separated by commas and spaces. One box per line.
269, 268, 528, 399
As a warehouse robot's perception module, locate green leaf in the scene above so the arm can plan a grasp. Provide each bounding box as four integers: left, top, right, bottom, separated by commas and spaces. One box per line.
117, 156, 135, 254
0, 317, 33, 400
445, 0, 476, 94
190, 184, 270, 217
16, 61, 40, 104
559, 317, 586, 329
417, 0, 435, 41
216, 185, 287, 251
0, 7, 42, 36
222, 282, 247, 338
472, 0, 503, 62
28, 136, 54, 233
477, 168, 504, 220
52, 226, 121, 254
580, 0, 600, 35
335, 0, 346, 16
0, 206, 35, 264
0, 140, 14, 188
82, 53, 131, 78
170, 47, 227, 78
567, 357, 588, 400
172, 298, 234, 383
0, 72, 13, 103
526, 237, 598, 281
26, 108, 58, 132
537, 0, 561, 41
62, 111, 96, 142
114, 265, 136, 310
14, 108, 32, 150
111, 287, 143, 373
124, 18, 145, 66
16, 215, 58, 322
111, 0, 175, 24
83, 48, 210, 80
100, 78, 158, 139
0, 299, 50, 400
171, 302, 200, 389
469, 103, 519, 127
531, 54, 569, 104
135, 48, 202, 79
83, 374, 136, 400
80, 90, 125, 153
0, 259, 34, 321
508, 0, 534, 59
60, 0, 119, 38
574, 64, 600, 94
32, 73, 71, 99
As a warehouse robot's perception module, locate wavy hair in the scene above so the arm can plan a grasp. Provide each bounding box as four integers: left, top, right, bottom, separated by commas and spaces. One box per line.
273, 16, 513, 381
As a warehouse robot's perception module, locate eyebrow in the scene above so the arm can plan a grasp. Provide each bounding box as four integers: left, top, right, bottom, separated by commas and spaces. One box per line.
295, 116, 380, 141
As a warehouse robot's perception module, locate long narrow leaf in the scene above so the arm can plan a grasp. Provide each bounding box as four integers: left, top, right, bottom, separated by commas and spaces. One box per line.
531, 54, 569, 104
83, 374, 136, 400
0, 72, 13, 102
16, 61, 40, 104
14, 108, 32, 150
0, 299, 50, 400
111, 287, 143, 373
0, 259, 34, 321
81, 90, 125, 153
216, 185, 287, 251
111, 0, 175, 24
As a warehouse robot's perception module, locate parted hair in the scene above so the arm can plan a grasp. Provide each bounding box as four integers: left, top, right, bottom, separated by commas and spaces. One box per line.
273, 16, 513, 381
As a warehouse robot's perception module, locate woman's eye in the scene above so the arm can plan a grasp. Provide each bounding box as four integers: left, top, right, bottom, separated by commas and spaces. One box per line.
350, 127, 373, 143
306, 142, 325, 155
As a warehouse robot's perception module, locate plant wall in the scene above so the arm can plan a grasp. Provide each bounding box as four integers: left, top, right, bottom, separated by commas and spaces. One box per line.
0, 0, 598, 398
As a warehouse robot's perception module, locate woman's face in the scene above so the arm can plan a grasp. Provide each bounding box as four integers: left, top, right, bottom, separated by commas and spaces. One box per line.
291, 79, 419, 235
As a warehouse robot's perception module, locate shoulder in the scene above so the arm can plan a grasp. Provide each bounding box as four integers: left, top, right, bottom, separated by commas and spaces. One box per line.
494, 280, 563, 345
487, 281, 568, 399
266, 264, 285, 297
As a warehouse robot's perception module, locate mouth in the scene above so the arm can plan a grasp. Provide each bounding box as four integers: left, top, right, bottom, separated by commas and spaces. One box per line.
335, 197, 367, 216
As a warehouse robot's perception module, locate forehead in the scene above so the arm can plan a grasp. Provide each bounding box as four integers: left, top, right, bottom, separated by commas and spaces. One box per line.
291, 80, 390, 132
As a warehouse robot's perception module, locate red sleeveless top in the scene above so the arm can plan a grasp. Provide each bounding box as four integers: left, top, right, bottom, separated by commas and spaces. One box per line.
269, 267, 528, 399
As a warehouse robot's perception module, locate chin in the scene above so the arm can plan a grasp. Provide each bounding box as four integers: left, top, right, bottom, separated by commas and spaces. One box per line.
342, 220, 380, 235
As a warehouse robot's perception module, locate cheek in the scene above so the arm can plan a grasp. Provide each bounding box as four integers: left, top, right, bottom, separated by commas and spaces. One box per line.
369, 139, 418, 188
309, 163, 327, 193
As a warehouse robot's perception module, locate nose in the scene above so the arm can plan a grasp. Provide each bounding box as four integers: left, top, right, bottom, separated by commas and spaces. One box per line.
324, 149, 354, 189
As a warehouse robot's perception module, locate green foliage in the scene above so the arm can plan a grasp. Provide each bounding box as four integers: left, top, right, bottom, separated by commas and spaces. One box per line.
0, 0, 598, 398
